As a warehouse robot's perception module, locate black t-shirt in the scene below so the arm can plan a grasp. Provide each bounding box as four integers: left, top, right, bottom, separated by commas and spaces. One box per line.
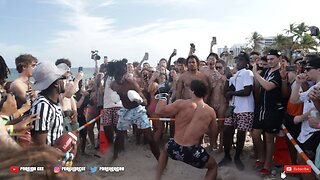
75, 91, 90, 118
258, 68, 283, 110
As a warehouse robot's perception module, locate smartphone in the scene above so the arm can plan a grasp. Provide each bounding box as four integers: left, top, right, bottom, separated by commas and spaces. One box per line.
25, 90, 32, 102
144, 52, 149, 60
173, 49, 177, 54
286, 65, 296, 72
212, 37, 217, 45
78, 66, 83, 72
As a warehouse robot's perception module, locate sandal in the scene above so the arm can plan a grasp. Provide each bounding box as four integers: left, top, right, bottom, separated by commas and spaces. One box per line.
260, 168, 271, 176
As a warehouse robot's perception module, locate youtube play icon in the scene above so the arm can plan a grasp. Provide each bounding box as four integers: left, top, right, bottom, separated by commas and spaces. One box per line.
10, 166, 19, 173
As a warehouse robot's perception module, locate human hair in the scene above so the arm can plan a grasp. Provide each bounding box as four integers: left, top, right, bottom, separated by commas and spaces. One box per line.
176, 57, 186, 65
0, 91, 8, 110
207, 53, 219, 60
281, 55, 289, 63
159, 73, 167, 79
132, 61, 139, 68
304, 54, 319, 62
250, 51, 260, 56
106, 59, 128, 81
187, 55, 200, 66
15, 54, 38, 73
55, 58, 71, 68
0, 55, 10, 86
0, 145, 79, 179
216, 60, 226, 67
200, 60, 207, 65
261, 56, 267, 62
159, 58, 167, 64
190, 80, 206, 98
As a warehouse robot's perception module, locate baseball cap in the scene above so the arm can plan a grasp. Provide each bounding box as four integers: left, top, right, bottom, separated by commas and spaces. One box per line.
267, 49, 281, 57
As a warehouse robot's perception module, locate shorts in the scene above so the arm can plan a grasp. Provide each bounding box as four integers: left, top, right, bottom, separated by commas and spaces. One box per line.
101, 107, 121, 126
301, 131, 320, 161
253, 107, 284, 134
166, 139, 209, 168
224, 112, 254, 132
283, 113, 301, 139
117, 105, 151, 131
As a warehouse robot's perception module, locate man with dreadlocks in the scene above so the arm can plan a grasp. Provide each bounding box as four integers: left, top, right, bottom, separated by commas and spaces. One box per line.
107, 59, 160, 160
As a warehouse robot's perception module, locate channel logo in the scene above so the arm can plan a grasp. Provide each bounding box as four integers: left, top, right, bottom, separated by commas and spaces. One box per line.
10, 166, 19, 173
53, 166, 61, 174
284, 165, 311, 173
90, 166, 97, 173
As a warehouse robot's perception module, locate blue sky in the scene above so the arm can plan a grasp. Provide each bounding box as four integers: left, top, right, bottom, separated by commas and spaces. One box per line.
0, 0, 319, 68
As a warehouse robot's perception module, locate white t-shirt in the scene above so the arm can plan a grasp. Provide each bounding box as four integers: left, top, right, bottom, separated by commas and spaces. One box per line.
229, 68, 254, 113
297, 81, 320, 143
103, 77, 123, 109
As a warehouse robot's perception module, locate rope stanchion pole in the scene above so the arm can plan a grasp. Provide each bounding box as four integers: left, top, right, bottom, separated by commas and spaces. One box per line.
149, 117, 225, 122
149, 118, 175, 121
77, 115, 101, 132
281, 124, 320, 177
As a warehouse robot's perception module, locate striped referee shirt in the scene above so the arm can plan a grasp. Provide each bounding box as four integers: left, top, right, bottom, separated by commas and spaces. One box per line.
31, 94, 64, 146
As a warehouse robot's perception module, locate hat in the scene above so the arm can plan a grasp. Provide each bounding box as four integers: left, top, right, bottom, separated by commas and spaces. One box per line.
305, 56, 320, 69
57, 63, 70, 72
267, 49, 281, 57
33, 61, 67, 91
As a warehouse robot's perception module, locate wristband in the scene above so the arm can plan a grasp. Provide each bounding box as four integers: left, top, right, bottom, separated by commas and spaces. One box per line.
317, 122, 320, 129
9, 125, 14, 136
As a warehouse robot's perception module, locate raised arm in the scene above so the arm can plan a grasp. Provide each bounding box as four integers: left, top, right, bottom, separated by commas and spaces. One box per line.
167, 49, 177, 70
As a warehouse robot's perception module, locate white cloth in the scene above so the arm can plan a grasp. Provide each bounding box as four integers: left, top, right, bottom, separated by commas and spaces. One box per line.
297, 82, 320, 143
229, 68, 254, 113
103, 78, 122, 108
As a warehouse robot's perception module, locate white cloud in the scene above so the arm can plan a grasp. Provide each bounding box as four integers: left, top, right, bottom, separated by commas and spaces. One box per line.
21, 0, 320, 68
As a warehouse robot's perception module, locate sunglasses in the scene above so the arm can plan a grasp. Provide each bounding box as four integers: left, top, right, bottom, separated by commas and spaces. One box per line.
215, 66, 223, 70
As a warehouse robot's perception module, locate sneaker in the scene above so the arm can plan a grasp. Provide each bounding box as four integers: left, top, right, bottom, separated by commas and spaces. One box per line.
253, 160, 264, 169
260, 168, 271, 176
234, 157, 244, 171
218, 156, 232, 167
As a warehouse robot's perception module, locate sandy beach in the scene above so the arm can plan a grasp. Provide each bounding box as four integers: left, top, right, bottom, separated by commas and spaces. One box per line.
74, 129, 299, 180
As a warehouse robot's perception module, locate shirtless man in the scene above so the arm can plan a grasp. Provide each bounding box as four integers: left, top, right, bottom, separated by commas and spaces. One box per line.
176, 55, 211, 101
155, 80, 218, 180
10, 54, 37, 147
200, 53, 227, 150
106, 59, 160, 160
10, 54, 37, 108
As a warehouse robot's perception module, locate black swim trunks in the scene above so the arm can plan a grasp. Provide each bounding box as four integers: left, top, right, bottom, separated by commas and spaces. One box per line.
166, 139, 209, 168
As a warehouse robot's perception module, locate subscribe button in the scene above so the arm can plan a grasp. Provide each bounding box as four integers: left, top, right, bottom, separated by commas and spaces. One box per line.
284, 165, 311, 173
